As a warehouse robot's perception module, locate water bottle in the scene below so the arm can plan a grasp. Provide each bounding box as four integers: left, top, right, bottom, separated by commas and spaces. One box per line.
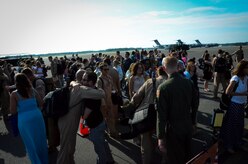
79, 118, 90, 138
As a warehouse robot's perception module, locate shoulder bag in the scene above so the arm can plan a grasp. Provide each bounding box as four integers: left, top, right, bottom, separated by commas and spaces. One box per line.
220, 80, 239, 110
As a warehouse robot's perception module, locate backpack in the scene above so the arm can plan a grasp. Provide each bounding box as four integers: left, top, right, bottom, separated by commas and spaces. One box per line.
43, 87, 71, 118
198, 58, 204, 70
203, 62, 212, 72
214, 57, 227, 73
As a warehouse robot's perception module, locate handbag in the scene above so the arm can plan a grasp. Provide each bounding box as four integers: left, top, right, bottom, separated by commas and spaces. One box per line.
220, 81, 239, 110
120, 78, 157, 139
224, 70, 231, 80
9, 114, 19, 137
120, 104, 157, 140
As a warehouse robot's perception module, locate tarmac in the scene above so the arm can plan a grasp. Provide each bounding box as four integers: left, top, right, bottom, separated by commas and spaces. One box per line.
1, 46, 248, 163
1, 76, 248, 164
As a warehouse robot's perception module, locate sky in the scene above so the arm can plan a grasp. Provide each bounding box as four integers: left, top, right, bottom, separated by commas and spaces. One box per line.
0, 0, 248, 55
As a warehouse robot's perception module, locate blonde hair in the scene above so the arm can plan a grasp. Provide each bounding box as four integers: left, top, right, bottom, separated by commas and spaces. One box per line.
186, 61, 195, 71
232, 60, 248, 77
163, 56, 178, 71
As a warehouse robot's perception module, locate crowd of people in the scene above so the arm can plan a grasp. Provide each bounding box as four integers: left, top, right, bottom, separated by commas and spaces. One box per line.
0, 46, 247, 164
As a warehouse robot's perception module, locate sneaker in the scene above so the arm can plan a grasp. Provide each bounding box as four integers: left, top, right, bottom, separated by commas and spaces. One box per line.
204, 89, 210, 92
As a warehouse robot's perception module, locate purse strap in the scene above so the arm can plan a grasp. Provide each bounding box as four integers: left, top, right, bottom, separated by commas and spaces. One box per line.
152, 73, 157, 104
99, 77, 104, 90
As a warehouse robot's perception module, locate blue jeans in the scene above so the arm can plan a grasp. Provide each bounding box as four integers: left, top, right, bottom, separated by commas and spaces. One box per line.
88, 121, 114, 164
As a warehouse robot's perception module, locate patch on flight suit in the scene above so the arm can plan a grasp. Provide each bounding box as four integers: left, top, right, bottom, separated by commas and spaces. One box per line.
156, 89, 160, 98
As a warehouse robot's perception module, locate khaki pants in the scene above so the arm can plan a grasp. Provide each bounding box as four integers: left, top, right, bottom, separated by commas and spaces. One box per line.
57, 107, 81, 164
213, 72, 227, 98
103, 104, 119, 136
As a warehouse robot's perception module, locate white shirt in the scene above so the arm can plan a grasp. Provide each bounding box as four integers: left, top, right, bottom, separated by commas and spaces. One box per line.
231, 75, 248, 104
133, 75, 145, 93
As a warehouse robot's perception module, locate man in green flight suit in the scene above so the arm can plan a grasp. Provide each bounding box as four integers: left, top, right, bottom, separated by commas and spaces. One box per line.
156, 56, 198, 164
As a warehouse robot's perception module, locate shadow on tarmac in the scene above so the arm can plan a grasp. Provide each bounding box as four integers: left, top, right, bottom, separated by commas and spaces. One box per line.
0, 118, 26, 158
200, 94, 220, 102
106, 136, 142, 163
